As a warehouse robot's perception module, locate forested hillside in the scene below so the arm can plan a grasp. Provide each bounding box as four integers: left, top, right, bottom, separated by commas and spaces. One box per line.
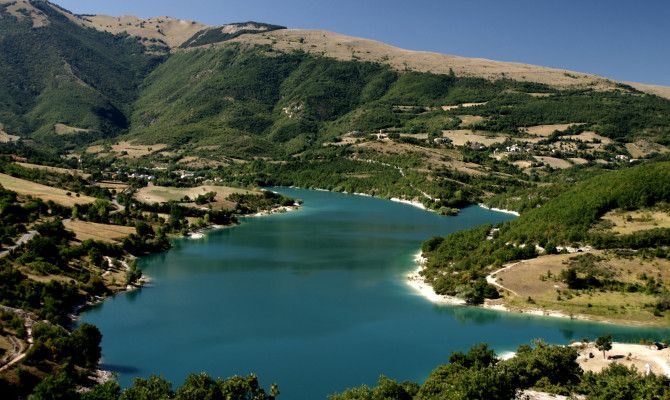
0, 0, 161, 146
422, 161, 670, 307
127, 44, 670, 158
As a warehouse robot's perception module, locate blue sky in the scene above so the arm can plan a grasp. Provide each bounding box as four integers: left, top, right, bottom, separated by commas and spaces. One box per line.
53, 0, 670, 86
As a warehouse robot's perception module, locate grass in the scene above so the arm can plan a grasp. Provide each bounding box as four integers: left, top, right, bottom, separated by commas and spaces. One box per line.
599, 208, 670, 235
494, 251, 670, 325
53, 123, 91, 135
520, 123, 584, 136
62, 220, 135, 244
86, 141, 168, 159
15, 162, 90, 178
135, 184, 257, 210
0, 173, 96, 206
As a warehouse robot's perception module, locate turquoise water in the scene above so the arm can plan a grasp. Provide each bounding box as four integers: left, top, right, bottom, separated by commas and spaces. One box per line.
81, 188, 670, 399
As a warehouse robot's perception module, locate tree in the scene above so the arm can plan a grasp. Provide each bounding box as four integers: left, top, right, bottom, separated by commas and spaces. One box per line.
120, 375, 173, 400
69, 323, 103, 368
30, 373, 77, 400
595, 335, 613, 359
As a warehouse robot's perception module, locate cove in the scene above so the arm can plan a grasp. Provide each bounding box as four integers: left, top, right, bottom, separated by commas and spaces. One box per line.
81, 188, 670, 399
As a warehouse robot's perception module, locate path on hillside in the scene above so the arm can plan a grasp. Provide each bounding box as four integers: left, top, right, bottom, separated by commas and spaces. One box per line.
486, 262, 523, 297
0, 306, 39, 372
358, 158, 435, 201
0, 230, 38, 259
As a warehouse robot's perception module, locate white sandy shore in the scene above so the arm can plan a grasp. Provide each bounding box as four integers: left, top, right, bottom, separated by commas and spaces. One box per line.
478, 203, 520, 216
391, 197, 428, 210
250, 204, 301, 217
406, 252, 466, 305
406, 251, 600, 323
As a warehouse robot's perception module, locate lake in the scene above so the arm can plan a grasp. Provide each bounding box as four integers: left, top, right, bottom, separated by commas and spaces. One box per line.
81, 188, 670, 399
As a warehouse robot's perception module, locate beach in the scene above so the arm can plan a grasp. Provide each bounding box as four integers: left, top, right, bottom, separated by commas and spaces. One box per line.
391, 198, 428, 211
478, 203, 520, 216
406, 251, 466, 305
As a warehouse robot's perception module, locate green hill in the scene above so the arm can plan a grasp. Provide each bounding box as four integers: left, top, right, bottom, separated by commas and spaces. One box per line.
0, 0, 160, 146
422, 161, 670, 304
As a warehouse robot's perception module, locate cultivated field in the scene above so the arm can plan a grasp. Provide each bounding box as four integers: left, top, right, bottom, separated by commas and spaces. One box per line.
15, 162, 90, 178
442, 130, 508, 147
533, 156, 573, 169
600, 208, 670, 235
135, 184, 257, 210
94, 181, 130, 191
457, 115, 486, 127
87, 141, 168, 158
564, 131, 612, 144
625, 140, 670, 158
63, 220, 135, 244
0, 173, 96, 206
520, 123, 583, 136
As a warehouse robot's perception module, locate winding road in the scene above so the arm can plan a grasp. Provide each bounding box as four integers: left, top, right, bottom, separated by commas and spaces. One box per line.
0, 306, 39, 373
0, 230, 38, 259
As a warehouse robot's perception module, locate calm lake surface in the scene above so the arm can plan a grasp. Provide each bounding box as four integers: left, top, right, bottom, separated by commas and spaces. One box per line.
81, 188, 670, 399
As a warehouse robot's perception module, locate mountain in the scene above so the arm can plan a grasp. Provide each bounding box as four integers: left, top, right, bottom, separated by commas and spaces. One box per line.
0, 0, 161, 146
0, 0, 668, 163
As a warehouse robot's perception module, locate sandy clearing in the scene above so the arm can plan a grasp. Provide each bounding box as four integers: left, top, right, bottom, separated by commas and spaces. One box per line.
520, 123, 584, 137
63, 220, 135, 244
534, 156, 573, 169
575, 342, 670, 378
0, 173, 96, 206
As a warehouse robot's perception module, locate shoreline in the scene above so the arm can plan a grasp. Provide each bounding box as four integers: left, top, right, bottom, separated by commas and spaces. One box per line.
405, 251, 466, 305
291, 185, 432, 212
391, 197, 428, 211
81, 202, 302, 383
478, 203, 520, 216
405, 250, 666, 327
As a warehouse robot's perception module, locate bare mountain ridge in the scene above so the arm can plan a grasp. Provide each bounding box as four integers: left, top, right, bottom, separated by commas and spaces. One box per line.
2, 0, 669, 99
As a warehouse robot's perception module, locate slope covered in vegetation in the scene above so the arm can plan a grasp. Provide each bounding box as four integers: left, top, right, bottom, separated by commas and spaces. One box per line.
422, 161, 670, 305
0, 1, 161, 146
